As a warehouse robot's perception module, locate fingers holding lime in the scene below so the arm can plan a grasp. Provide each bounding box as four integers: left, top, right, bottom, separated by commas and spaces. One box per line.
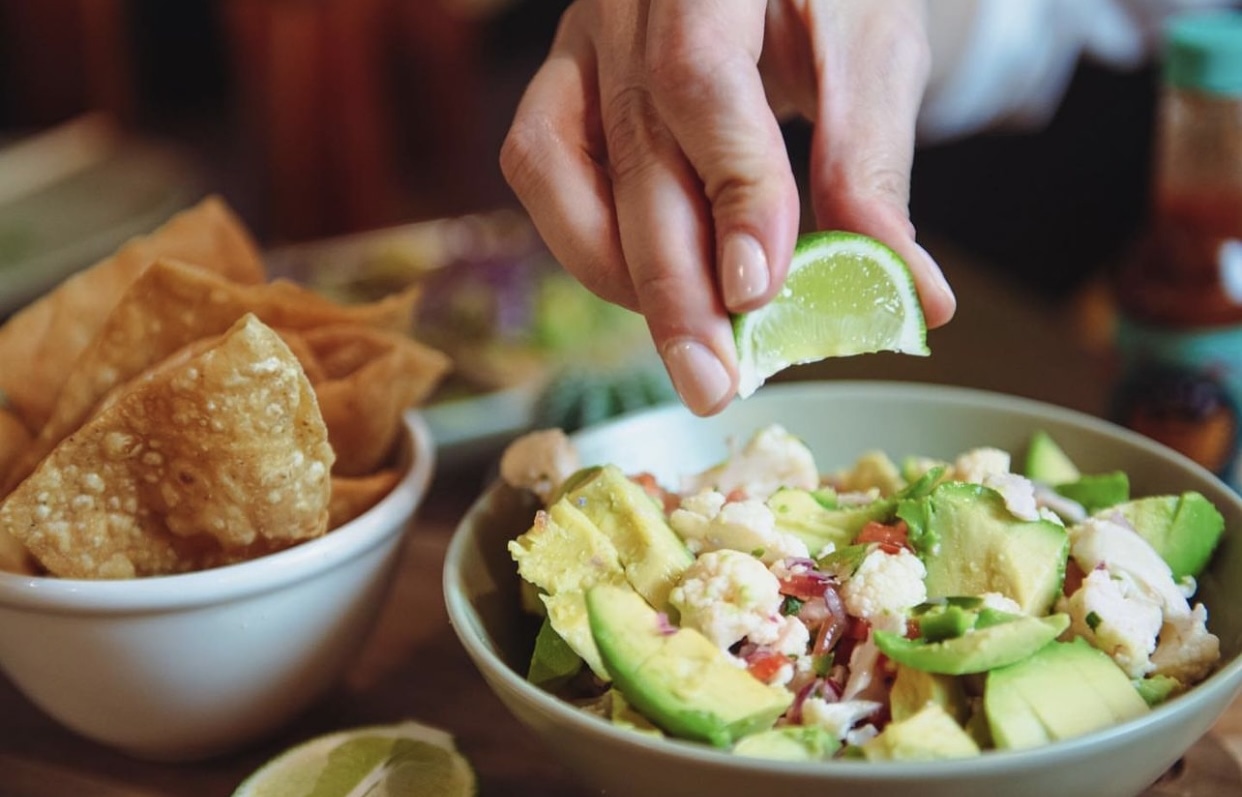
732, 231, 931, 398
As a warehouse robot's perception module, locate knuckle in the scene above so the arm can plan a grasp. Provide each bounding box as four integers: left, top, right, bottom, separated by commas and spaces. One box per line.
630, 266, 687, 319
864, 161, 913, 208
601, 85, 667, 182
646, 37, 745, 111
499, 115, 555, 191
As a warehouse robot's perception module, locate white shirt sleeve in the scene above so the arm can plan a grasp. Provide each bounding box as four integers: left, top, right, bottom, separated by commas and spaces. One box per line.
917, 0, 1236, 144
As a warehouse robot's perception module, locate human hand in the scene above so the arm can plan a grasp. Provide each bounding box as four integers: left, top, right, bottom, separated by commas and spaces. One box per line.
500, 0, 956, 417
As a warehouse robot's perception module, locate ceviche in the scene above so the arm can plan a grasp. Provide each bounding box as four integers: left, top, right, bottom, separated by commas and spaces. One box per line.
501, 425, 1225, 761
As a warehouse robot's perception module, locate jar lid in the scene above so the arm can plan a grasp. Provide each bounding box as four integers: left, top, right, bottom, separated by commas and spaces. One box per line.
1165, 10, 1242, 95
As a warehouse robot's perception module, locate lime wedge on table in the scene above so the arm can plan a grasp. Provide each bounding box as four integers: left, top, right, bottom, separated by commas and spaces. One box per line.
232, 720, 476, 797
733, 231, 930, 397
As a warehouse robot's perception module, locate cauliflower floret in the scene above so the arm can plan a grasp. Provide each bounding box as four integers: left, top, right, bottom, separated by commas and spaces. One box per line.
498, 429, 579, 503
978, 591, 1025, 615
952, 447, 1011, 484
670, 490, 809, 563
1062, 568, 1163, 678
1068, 516, 1190, 615
754, 612, 811, 659
681, 424, 818, 500
670, 549, 805, 654
981, 471, 1045, 522
1151, 604, 1220, 684
801, 698, 883, 744
1065, 515, 1221, 684
838, 546, 927, 626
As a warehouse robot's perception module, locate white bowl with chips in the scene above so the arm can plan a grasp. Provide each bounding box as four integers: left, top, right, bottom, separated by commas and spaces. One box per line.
0, 411, 434, 762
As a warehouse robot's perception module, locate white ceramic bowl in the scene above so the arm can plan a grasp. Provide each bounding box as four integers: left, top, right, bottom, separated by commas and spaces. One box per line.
444, 381, 1242, 797
0, 412, 434, 761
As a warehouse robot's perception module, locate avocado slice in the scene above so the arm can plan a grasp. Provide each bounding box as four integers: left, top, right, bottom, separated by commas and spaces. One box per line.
586, 584, 793, 747
862, 702, 981, 761
1024, 430, 1130, 512
1134, 674, 1182, 707
769, 467, 949, 557
985, 638, 1149, 750
527, 616, 583, 689
608, 688, 664, 736
1024, 430, 1080, 485
899, 482, 1069, 615
914, 603, 979, 642
1111, 491, 1224, 581
509, 498, 631, 678
562, 465, 694, 611
889, 665, 970, 724
1054, 471, 1131, 514
766, 488, 878, 553
874, 612, 1069, 675
732, 726, 838, 761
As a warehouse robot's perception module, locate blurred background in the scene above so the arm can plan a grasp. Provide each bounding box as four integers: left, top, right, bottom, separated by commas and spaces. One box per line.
0, 0, 1164, 294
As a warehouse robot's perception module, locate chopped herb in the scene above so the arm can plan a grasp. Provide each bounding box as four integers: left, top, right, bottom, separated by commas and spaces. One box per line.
1086, 611, 1102, 631
781, 596, 805, 616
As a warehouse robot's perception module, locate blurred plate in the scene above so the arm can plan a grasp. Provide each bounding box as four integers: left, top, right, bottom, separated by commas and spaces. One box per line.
267, 211, 547, 464
0, 134, 204, 317
268, 211, 671, 465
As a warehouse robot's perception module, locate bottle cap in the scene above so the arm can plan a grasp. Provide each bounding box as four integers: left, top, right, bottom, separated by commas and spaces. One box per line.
1165, 10, 1242, 95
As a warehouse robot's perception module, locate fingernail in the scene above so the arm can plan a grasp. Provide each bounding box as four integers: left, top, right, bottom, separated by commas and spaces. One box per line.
722, 233, 769, 309
915, 243, 955, 305
662, 339, 732, 416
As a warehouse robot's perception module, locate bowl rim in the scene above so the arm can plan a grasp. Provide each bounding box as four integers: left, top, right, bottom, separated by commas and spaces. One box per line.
443, 380, 1242, 778
0, 410, 434, 613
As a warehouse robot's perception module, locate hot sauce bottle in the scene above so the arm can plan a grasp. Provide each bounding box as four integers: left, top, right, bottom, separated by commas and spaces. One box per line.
1112, 10, 1242, 485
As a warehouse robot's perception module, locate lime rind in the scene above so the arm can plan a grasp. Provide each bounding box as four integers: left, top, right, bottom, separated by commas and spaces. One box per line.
733, 231, 928, 398
232, 720, 477, 797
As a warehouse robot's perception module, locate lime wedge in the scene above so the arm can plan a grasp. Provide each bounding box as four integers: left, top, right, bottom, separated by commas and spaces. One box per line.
733, 231, 930, 397
232, 720, 477, 797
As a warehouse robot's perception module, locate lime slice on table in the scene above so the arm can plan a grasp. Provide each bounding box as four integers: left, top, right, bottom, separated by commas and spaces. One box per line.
232, 720, 476, 797
732, 231, 930, 398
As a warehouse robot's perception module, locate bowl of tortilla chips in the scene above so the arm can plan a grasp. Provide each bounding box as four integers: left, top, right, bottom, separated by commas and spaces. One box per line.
0, 198, 449, 760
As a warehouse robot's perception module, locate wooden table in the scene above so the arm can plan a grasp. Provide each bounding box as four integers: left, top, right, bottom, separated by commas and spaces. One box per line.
2, 241, 1240, 795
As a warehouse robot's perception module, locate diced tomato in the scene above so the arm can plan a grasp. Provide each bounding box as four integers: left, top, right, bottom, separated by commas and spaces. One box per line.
1063, 559, 1086, 596
745, 648, 789, 682
855, 520, 911, 551
778, 570, 831, 601
630, 472, 679, 514
724, 487, 749, 503
850, 617, 872, 640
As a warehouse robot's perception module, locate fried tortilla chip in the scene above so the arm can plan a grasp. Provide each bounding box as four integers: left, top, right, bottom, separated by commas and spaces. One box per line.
6, 258, 420, 493
0, 405, 30, 489
329, 469, 403, 530
276, 328, 328, 384
300, 324, 450, 477
0, 405, 35, 572
0, 197, 265, 433
0, 314, 334, 578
